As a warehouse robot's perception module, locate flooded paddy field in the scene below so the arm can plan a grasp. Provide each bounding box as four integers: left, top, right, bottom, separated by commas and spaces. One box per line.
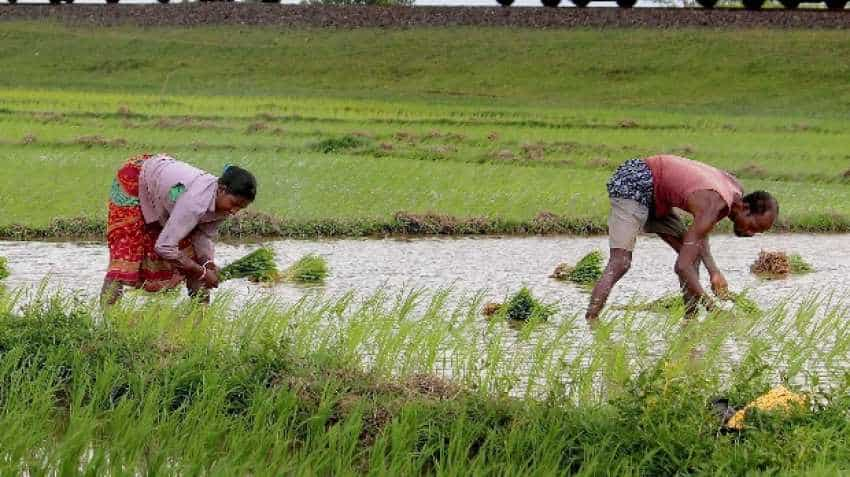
2, 233, 848, 395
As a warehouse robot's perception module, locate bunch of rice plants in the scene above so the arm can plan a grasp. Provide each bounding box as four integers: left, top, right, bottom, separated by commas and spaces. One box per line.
569, 250, 604, 286
504, 287, 556, 322
551, 250, 604, 287
219, 248, 280, 282
0, 256, 8, 281
789, 254, 814, 275
284, 254, 328, 283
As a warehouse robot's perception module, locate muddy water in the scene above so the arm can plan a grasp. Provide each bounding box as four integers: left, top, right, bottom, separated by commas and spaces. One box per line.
1, 234, 848, 393
0, 234, 845, 310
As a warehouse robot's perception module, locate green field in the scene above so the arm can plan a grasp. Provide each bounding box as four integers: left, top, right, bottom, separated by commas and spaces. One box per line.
2, 23, 850, 238
0, 287, 848, 474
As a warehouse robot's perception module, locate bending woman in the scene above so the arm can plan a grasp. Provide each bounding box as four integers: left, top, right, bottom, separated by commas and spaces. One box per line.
102, 153, 256, 305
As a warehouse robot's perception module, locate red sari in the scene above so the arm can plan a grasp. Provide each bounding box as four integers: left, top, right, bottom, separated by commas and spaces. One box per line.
105, 154, 194, 292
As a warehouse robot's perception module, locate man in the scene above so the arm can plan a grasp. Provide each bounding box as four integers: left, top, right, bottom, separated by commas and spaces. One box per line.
585, 155, 778, 321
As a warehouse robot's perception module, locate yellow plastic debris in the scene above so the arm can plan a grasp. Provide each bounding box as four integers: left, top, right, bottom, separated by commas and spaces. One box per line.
725, 385, 807, 430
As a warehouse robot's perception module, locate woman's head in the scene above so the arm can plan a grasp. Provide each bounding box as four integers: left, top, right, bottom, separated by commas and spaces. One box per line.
216, 165, 256, 215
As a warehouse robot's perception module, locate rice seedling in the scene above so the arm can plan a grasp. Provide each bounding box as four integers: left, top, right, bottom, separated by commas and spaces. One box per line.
0, 257, 8, 281
284, 254, 329, 283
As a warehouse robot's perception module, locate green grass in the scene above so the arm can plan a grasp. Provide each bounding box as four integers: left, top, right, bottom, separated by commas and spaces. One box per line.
2, 286, 850, 474
2, 23, 850, 237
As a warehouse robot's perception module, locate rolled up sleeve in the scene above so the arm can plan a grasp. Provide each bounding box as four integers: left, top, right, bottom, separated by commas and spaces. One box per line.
191, 220, 220, 261
155, 198, 201, 260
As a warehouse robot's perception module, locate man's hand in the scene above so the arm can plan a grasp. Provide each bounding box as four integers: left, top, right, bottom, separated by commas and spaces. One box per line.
710, 272, 729, 298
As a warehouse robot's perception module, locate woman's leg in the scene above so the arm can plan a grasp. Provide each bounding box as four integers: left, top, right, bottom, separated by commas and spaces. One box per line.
100, 278, 124, 307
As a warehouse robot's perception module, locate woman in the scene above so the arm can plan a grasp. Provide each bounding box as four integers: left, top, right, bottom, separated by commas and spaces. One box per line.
101, 153, 256, 305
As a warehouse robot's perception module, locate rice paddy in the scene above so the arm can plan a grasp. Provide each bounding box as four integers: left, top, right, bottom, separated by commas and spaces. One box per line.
1, 284, 850, 474
1, 25, 850, 237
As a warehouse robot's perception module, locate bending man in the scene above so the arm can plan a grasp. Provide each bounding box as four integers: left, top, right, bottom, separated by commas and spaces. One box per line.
586, 155, 778, 321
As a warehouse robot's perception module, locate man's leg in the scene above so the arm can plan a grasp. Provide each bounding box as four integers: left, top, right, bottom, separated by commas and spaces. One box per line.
645, 213, 703, 318
585, 198, 647, 321
586, 248, 633, 321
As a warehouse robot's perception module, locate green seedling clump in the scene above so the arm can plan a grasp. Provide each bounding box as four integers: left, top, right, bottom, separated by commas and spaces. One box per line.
285, 254, 329, 283
619, 291, 761, 316
0, 257, 8, 281
504, 287, 556, 322
220, 247, 280, 282
789, 254, 814, 274
568, 250, 603, 286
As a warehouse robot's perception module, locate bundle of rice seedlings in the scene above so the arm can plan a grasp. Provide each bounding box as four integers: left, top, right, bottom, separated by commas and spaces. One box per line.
0, 256, 8, 281
284, 254, 328, 283
568, 250, 603, 286
219, 247, 280, 283
504, 287, 557, 322
551, 250, 604, 287
750, 250, 790, 279
789, 253, 814, 275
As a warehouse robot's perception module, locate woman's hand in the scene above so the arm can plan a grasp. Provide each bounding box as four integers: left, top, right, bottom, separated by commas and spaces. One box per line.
200, 261, 220, 289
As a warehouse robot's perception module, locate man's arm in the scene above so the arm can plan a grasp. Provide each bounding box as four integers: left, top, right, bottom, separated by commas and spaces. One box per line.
700, 236, 729, 297
676, 191, 727, 302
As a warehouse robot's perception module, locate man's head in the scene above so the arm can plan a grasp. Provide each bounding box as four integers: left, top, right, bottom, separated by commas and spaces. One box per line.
730, 191, 778, 237
216, 165, 256, 215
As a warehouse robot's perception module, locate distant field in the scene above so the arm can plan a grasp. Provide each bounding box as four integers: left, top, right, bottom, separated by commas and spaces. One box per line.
2, 23, 850, 237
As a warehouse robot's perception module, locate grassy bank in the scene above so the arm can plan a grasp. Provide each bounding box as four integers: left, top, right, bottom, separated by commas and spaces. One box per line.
1, 287, 849, 474
2, 24, 850, 237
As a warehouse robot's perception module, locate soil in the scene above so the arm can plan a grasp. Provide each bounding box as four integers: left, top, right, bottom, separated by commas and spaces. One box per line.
1, 4, 849, 29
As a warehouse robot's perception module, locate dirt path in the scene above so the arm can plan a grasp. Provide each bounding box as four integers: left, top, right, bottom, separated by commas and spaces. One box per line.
1, 4, 849, 29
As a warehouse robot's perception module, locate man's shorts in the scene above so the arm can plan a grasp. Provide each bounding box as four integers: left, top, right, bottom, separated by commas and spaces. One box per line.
608, 197, 688, 251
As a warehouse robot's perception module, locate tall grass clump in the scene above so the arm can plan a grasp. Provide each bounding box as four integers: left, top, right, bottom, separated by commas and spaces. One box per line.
312, 135, 372, 154
1, 285, 850, 474
284, 254, 328, 283
0, 257, 8, 281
